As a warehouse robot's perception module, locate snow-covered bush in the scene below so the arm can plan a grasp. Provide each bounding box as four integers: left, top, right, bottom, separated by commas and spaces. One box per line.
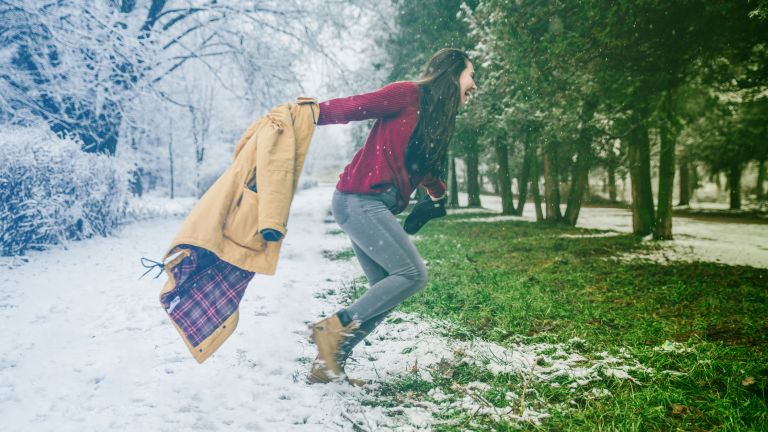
0, 126, 128, 256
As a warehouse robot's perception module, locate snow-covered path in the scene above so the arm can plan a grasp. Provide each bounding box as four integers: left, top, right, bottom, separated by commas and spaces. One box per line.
0, 186, 379, 431
454, 193, 768, 268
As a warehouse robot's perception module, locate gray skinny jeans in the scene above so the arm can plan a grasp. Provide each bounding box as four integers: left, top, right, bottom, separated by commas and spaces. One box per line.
330, 186, 429, 358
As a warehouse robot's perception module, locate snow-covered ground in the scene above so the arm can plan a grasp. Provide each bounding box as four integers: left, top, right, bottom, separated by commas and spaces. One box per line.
452, 193, 768, 268
0, 186, 371, 431
1, 185, 655, 431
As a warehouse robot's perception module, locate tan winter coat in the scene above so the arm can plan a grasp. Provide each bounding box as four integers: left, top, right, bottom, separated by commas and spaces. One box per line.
158, 98, 319, 363
162, 97, 319, 274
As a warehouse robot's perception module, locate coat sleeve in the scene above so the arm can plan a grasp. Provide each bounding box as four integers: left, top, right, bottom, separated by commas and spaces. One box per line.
420, 174, 447, 200
254, 107, 296, 237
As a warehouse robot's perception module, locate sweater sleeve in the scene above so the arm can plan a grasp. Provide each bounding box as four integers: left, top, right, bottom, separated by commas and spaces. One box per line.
420, 174, 447, 200
317, 82, 418, 125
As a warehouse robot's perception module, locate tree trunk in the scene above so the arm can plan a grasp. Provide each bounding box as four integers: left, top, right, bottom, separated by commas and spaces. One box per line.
168, 129, 175, 199
530, 149, 544, 221
139, 0, 169, 37
448, 156, 459, 208
678, 155, 691, 206
564, 94, 598, 226
607, 150, 617, 202
690, 162, 699, 198
628, 121, 654, 236
495, 140, 514, 214
757, 159, 766, 201
130, 167, 145, 197
466, 142, 482, 207
654, 91, 676, 240
728, 163, 742, 210
543, 147, 562, 221
119, 0, 137, 13
514, 139, 532, 216
563, 138, 591, 226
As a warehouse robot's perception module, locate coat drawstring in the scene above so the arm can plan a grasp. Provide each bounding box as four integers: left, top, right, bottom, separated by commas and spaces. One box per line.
139, 257, 165, 280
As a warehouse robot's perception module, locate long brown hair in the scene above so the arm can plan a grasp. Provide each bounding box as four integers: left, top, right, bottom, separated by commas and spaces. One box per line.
405, 48, 469, 183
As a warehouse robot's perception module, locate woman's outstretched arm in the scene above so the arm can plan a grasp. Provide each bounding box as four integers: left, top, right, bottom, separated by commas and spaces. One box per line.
317, 81, 418, 125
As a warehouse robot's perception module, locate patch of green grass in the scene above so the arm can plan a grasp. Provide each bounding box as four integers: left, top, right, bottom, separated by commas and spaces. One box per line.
337, 276, 368, 306
321, 247, 355, 261
383, 215, 768, 431
312, 288, 336, 300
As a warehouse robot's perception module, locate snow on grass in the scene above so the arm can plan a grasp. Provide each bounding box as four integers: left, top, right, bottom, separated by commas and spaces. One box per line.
611, 233, 768, 268
333, 312, 651, 429
449, 215, 527, 223
454, 192, 768, 268
558, 232, 622, 239
446, 207, 496, 215
675, 201, 768, 215
654, 341, 696, 354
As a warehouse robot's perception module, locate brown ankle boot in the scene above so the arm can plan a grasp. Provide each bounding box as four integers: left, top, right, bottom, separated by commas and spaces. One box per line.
307, 314, 359, 382
307, 354, 368, 386
307, 354, 333, 384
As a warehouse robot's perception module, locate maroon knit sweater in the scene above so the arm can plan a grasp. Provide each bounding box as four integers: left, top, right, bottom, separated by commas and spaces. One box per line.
317, 81, 447, 214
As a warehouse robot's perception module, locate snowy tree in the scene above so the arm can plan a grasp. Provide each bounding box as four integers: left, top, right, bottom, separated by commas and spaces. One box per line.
1, 0, 390, 197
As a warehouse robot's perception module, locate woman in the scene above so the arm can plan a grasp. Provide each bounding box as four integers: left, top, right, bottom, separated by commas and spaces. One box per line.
308, 48, 477, 384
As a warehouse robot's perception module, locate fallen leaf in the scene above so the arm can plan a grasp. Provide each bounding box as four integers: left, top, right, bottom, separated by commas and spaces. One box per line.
671, 404, 690, 416
742, 376, 756, 386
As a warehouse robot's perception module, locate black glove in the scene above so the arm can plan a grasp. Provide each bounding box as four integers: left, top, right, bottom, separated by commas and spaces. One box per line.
403, 194, 446, 234
260, 228, 283, 242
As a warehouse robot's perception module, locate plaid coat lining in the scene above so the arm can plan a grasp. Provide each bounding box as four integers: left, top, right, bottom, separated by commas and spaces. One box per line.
160, 244, 255, 347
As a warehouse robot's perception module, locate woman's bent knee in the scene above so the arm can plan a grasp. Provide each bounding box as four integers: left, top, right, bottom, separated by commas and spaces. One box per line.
403, 262, 429, 292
